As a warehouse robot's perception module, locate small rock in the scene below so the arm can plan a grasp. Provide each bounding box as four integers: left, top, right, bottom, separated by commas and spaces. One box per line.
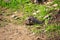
11, 15, 19, 19
46, 2, 53, 5
36, 10, 40, 13
44, 30, 47, 33
52, 4, 58, 7
33, 12, 37, 15
11, 15, 16, 18
33, 10, 40, 15
14, 17, 19, 20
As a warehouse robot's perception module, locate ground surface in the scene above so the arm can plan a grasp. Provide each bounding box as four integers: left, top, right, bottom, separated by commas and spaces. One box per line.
0, 10, 60, 40
0, 23, 36, 40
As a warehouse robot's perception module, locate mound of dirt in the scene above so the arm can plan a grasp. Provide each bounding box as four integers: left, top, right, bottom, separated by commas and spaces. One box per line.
0, 23, 35, 40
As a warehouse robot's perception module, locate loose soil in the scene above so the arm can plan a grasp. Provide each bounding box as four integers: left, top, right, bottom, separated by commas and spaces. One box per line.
0, 23, 36, 40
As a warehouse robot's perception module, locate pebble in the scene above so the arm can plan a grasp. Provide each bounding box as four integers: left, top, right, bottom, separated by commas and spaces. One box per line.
11, 15, 16, 18
33, 10, 40, 15
52, 4, 58, 7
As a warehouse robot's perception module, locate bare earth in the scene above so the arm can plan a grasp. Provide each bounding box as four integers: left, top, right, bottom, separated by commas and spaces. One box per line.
0, 23, 35, 40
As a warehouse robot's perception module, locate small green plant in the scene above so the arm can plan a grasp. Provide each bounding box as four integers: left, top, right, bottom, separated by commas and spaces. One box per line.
45, 24, 60, 32
0, 0, 21, 10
